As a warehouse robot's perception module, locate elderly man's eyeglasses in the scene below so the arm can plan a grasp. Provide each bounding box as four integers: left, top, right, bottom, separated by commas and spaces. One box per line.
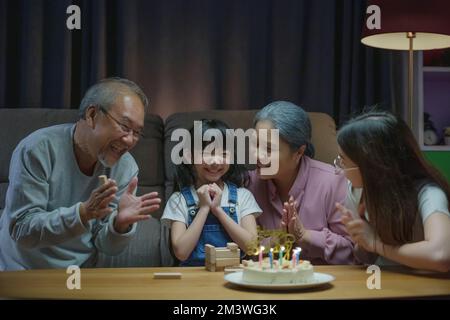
334, 155, 359, 174
99, 107, 145, 140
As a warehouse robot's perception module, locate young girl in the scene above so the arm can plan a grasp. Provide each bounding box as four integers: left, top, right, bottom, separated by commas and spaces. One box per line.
162, 119, 261, 266
335, 111, 450, 272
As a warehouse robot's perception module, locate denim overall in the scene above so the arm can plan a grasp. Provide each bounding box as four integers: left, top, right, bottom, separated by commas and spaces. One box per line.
180, 182, 240, 266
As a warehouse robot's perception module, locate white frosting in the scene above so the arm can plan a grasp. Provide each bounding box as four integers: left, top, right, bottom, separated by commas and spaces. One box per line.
242, 259, 314, 284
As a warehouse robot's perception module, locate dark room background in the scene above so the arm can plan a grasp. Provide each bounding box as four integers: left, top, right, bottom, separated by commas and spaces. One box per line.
0, 0, 404, 125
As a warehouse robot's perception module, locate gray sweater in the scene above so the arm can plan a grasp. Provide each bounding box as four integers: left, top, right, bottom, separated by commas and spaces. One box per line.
0, 124, 138, 270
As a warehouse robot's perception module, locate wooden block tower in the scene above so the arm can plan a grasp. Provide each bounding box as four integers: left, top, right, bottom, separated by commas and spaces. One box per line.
205, 242, 240, 272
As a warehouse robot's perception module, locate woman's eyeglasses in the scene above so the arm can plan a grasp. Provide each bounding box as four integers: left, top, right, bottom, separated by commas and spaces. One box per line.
334, 155, 359, 174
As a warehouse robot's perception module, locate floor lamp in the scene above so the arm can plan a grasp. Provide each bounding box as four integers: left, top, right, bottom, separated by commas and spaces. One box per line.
361, 0, 450, 129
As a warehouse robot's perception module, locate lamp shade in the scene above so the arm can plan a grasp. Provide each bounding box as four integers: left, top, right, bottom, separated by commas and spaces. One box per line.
362, 0, 450, 50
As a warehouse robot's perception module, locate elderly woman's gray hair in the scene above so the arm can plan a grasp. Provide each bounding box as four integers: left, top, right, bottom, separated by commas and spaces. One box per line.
78, 77, 149, 119
254, 101, 315, 158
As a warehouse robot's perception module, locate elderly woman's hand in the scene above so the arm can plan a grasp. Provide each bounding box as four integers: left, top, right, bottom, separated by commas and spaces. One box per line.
281, 196, 307, 243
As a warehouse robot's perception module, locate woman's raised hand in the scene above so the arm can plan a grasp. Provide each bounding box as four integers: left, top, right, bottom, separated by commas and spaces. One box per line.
281, 195, 306, 243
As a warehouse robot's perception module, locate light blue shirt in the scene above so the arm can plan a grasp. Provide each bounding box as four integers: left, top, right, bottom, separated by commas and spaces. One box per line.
0, 124, 138, 270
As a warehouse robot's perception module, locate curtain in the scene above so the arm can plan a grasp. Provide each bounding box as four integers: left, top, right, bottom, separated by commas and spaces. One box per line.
0, 0, 397, 125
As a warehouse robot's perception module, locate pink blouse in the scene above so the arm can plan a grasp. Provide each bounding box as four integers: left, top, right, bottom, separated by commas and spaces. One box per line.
248, 156, 355, 265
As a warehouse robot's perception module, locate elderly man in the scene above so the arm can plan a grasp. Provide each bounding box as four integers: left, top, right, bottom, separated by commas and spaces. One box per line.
0, 78, 161, 270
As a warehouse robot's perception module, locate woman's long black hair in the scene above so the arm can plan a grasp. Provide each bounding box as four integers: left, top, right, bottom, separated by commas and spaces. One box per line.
173, 119, 249, 192
338, 111, 450, 245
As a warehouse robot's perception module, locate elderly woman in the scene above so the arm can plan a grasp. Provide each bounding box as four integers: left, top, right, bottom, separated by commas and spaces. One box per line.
248, 101, 354, 264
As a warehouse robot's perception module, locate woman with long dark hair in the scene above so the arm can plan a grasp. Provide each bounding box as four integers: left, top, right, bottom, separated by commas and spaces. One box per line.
336, 111, 450, 272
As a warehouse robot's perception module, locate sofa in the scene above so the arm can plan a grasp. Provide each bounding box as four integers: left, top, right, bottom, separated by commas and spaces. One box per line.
0, 108, 339, 267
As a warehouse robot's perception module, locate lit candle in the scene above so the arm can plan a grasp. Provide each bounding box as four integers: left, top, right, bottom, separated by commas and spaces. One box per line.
269, 248, 274, 269
296, 247, 302, 266
259, 246, 265, 267
292, 249, 297, 268
279, 246, 285, 269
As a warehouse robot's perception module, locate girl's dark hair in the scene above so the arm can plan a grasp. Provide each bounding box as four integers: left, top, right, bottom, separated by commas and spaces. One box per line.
337, 111, 450, 245
173, 119, 249, 191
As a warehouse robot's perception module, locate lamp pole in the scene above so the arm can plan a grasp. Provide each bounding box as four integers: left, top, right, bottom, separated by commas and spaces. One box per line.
407, 32, 416, 130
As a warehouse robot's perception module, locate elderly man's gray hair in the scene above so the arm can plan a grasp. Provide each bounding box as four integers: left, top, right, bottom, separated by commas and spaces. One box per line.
254, 101, 315, 158
78, 77, 149, 119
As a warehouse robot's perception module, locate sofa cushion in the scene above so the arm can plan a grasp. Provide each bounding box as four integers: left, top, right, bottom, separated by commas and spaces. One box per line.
132, 114, 165, 188
96, 217, 174, 268
308, 112, 339, 164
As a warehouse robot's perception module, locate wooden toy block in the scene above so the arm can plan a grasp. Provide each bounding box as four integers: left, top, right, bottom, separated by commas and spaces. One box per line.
98, 175, 108, 185
206, 262, 216, 272
153, 272, 182, 279
205, 244, 216, 259
205, 243, 240, 272
215, 257, 240, 268
213, 249, 241, 259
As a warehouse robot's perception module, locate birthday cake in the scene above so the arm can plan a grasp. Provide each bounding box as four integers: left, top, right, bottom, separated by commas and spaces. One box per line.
241, 258, 314, 284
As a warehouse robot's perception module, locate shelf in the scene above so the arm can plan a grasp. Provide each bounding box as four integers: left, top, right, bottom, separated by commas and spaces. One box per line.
423, 66, 450, 72
419, 56, 450, 152
416, 54, 450, 154
421, 145, 450, 151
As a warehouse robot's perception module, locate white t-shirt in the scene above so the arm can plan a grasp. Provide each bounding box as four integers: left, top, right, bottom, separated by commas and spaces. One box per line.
161, 184, 262, 227
345, 181, 450, 266
345, 181, 450, 223
417, 184, 450, 221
